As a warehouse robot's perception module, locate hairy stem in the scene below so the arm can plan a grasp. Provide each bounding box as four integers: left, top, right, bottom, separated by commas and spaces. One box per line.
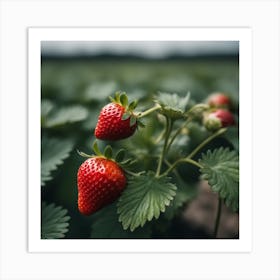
187, 128, 227, 159
165, 119, 191, 153
214, 197, 222, 238
137, 104, 161, 119
156, 117, 173, 176
160, 158, 202, 177
159, 128, 227, 177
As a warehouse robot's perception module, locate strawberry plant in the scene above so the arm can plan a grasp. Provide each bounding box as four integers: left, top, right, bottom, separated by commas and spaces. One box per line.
41, 57, 239, 239
75, 91, 239, 236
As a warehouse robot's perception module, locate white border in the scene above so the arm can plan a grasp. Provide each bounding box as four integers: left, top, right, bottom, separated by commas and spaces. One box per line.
28, 27, 252, 253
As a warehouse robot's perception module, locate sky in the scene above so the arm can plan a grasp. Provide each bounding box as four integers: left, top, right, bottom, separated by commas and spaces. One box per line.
41, 41, 239, 58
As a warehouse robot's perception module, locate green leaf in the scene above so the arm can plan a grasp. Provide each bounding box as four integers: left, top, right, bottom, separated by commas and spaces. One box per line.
41, 202, 70, 239
121, 112, 131, 121
83, 80, 118, 102
199, 147, 239, 212
154, 92, 190, 120
164, 181, 197, 220
91, 203, 151, 238
117, 171, 177, 231
41, 137, 74, 186
41, 99, 54, 118
43, 105, 88, 128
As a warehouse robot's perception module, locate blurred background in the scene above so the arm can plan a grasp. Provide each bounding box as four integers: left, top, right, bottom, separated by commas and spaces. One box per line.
41, 41, 239, 239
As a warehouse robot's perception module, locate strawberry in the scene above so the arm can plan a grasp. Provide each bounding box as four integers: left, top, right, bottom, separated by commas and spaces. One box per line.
207, 93, 231, 108
77, 157, 126, 215
204, 109, 235, 131
95, 92, 138, 140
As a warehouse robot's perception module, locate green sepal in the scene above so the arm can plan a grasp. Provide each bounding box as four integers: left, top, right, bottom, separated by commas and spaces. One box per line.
128, 100, 138, 111
121, 112, 131, 121
108, 91, 138, 115
137, 119, 145, 128
119, 158, 136, 167
120, 93, 128, 107
77, 150, 93, 158
129, 115, 137, 127
104, 145, 113, 159
92, 140, 103, 156
115, 149, 126, 162
109, 96, 115, 103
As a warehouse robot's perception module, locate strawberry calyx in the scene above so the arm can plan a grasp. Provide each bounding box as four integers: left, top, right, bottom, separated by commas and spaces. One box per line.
77, 140, 135, 167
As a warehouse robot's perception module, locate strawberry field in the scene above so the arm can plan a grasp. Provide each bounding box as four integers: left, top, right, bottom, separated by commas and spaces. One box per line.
41, 55, 239, 239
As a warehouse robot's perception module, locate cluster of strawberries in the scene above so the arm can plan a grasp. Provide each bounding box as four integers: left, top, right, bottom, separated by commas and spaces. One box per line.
77, 91, 236, 216
77, 93, 138, 215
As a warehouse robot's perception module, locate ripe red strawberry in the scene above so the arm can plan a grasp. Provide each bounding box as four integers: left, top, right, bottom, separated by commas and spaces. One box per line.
95, 103, 137, 140
206, 109, 235, 128
207, 93, 231, 108
77, 157, 126, 215
95, 92, 138, 140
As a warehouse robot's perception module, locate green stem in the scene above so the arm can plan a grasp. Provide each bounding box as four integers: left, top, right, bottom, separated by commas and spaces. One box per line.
165, 119, 190, 153
160, 158, 202, 177
156, 117, 173, 176
154, 129, 166, 144
124, 169, 142, 177
137, 104, 161, 119
159, 128, 226, 177
214, 197, 222, 238
187, 128, 227, 159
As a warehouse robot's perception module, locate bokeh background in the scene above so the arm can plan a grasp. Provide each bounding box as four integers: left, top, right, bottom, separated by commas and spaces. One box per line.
41, 41, 239, 239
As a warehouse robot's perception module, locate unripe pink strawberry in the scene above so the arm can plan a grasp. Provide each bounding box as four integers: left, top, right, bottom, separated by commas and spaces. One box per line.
204, 109, 235, 131
207, 93, 231, 108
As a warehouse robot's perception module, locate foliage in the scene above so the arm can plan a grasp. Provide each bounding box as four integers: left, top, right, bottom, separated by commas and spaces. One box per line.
117, 172, 177, 231
91, 203, 151, 238
42, 104, 88, 128
41, 136, 74, 186
199, 147, 239, 212
154, 92, 190, 120
41, 202, 70, 239
41, 56, 239, 239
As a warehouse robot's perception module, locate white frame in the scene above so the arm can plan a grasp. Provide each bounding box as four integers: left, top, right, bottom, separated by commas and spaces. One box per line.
1, 1, 279, 279
28, 27, 252, 253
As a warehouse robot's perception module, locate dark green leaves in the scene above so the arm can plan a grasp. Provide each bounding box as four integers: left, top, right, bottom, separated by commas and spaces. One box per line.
41, 103, 88, 128
199, 147, 239, 212
154, 92, 190, 120
91, 203, 151, 238
41, 202, 70, 239
117, 171, 177, 231
41, 137, 74, 186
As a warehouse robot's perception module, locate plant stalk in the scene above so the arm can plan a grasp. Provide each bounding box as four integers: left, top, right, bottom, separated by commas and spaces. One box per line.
156, 117, 173, 176
160, 158, 202, 177
165, 119, 191, 153
187, 128, 227, 159
159, 128, 226, 177
214, 197, 222, 238
137, 104, 161, 119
